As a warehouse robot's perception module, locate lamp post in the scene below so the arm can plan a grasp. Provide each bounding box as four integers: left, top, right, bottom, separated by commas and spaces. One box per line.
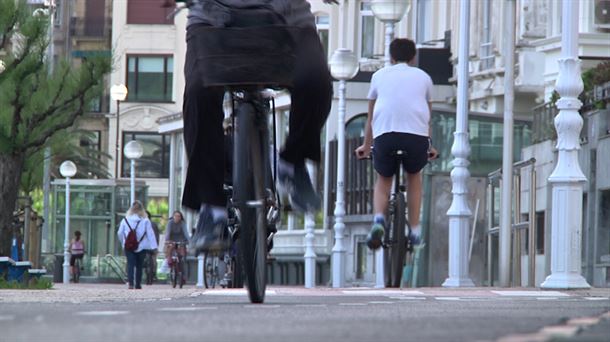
304, 162, 317, 288
59, 161, 77, 284
370, 0, 410, 67
124, 140, 143, 204
110, 84, 128, 178
329, 48, 359, 288
541, 0, 590, 289
442, 0, 475, 288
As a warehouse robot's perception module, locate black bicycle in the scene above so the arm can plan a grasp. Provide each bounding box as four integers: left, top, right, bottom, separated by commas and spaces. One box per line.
383, 150, 412, 288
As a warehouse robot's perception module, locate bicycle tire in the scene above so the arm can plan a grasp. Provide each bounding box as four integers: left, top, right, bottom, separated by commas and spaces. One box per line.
204, 252, 216, 289
170, 263, 177, 288
234, 102, 267, 303
384, 192, 407, 287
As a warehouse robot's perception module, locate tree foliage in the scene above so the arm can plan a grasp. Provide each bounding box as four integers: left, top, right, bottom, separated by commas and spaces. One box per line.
0, 0, 111, 258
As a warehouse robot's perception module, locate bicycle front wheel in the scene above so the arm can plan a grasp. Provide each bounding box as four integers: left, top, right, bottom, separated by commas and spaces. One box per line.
234, 102, 267, 304
170, 264, 177, 288
385, 192, 407, 287
204, 252, 217, 289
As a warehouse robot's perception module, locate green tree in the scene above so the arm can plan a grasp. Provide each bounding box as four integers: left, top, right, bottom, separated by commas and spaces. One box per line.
0, 0, 111, 257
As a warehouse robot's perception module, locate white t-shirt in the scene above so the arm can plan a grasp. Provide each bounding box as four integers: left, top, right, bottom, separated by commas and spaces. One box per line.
367, 63, 433, 139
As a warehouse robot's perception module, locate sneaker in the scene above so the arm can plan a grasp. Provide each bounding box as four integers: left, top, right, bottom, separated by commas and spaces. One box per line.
366, 221, 385, 250
191, 206, 230, 254
277, 161, 321, 213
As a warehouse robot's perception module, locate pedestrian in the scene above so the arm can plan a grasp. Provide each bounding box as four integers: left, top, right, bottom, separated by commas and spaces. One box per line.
355, 38, 439, 250
117, 201, 158, 289
68, 230, 85, 280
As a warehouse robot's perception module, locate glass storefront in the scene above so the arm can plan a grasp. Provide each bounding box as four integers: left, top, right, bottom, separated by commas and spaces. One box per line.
48, 179, 148, 278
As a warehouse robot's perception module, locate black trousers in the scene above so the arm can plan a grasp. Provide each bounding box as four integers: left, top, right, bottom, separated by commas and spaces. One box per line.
181, 26, 332, 210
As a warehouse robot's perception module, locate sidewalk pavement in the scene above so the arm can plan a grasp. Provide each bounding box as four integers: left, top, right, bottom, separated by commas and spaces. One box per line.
1, 283, 608, 304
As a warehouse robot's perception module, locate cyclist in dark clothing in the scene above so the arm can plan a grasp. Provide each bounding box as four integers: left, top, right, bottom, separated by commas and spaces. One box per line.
165, 0, 338, 253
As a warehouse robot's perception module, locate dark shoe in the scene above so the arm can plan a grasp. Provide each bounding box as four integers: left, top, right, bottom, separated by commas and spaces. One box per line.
408, 232, 422, 247
192, 206, 230, 254
135, 286, 142, 290
366, 221, 385, 250
128, 285, 134, 289
278, 161, 321, 213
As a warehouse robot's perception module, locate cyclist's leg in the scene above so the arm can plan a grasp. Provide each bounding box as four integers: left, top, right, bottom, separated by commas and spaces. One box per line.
278, 29, 332, 213
69, 255, 75, 277
125, 250, 135, 289
134, 251, 145, 289
367, 133, 398, 250
181, 26, 226, 213
402, 133, 430, 245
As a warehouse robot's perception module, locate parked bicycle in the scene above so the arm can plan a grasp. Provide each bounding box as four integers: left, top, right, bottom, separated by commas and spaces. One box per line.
166, 241, 187, 288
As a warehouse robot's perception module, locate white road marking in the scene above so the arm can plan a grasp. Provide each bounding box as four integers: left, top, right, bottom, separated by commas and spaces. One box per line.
295, 304, 327, 308
76, 311, 129, 316
584, 297, 609, 301
536, 297, 559, 300
158, 307, 218, 312
338, 303, 367, 306
341, 290, 424, 296
388, 296, 426, 300
368, 301, 395, 304
202, 289, 277, 296
243, 305, 281, 308
0, 315, 15, 321
435, 297, 462, 301
492, 291, 569, 297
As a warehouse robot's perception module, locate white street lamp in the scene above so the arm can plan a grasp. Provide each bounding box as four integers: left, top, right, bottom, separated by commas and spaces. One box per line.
59, 160, 77, 284
124, 140, 143, 205
541, 0, 590, 289
370, 0, 411, 67
329, 48, 359, 288
442, 0, 475, 288
110, 84, 128, 178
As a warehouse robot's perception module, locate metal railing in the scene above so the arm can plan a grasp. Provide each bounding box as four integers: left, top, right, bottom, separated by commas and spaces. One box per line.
532, 102, 557, 144
487, 158, 537, 287
104, 254, 127, 283
327, 137, 375, 217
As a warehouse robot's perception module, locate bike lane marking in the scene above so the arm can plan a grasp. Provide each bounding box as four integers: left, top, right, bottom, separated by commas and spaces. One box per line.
491, 290, 569, 297
157, 307, 218, 312
76, 311, 129, 316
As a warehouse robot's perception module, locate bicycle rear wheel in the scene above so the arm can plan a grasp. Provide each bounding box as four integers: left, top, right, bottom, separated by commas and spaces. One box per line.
204, 252, 217, 289
234, 102, 267, 304
384, 192, 407, 287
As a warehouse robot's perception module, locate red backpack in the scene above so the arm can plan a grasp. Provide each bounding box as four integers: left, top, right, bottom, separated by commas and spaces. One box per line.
124, 219, 145, 251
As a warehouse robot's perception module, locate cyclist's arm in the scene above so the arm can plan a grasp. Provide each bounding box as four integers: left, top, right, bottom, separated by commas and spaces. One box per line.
364, 99, 375, 149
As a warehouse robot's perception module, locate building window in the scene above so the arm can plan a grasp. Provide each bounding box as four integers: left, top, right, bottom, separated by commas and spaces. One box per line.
53, 0, 62, 27
126, 55, 173, 102
127, 0, 174, 25
316, 14, 330, 58
360, 3, 375, 59
479, 0, 494, 70
122, 132, 170, 179
416, 0, 431, 44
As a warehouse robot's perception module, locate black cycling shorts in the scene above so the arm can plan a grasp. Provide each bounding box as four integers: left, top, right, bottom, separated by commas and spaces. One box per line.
70, 254, 84, 266
373, 132, 429, 177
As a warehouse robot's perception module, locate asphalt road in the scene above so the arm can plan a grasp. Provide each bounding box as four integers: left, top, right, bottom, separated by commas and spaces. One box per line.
1, 286, 609, 342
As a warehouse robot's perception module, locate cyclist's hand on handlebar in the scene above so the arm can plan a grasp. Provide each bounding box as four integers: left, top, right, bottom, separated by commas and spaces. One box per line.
355, 144, 371, 160
428, 146, 439, 160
